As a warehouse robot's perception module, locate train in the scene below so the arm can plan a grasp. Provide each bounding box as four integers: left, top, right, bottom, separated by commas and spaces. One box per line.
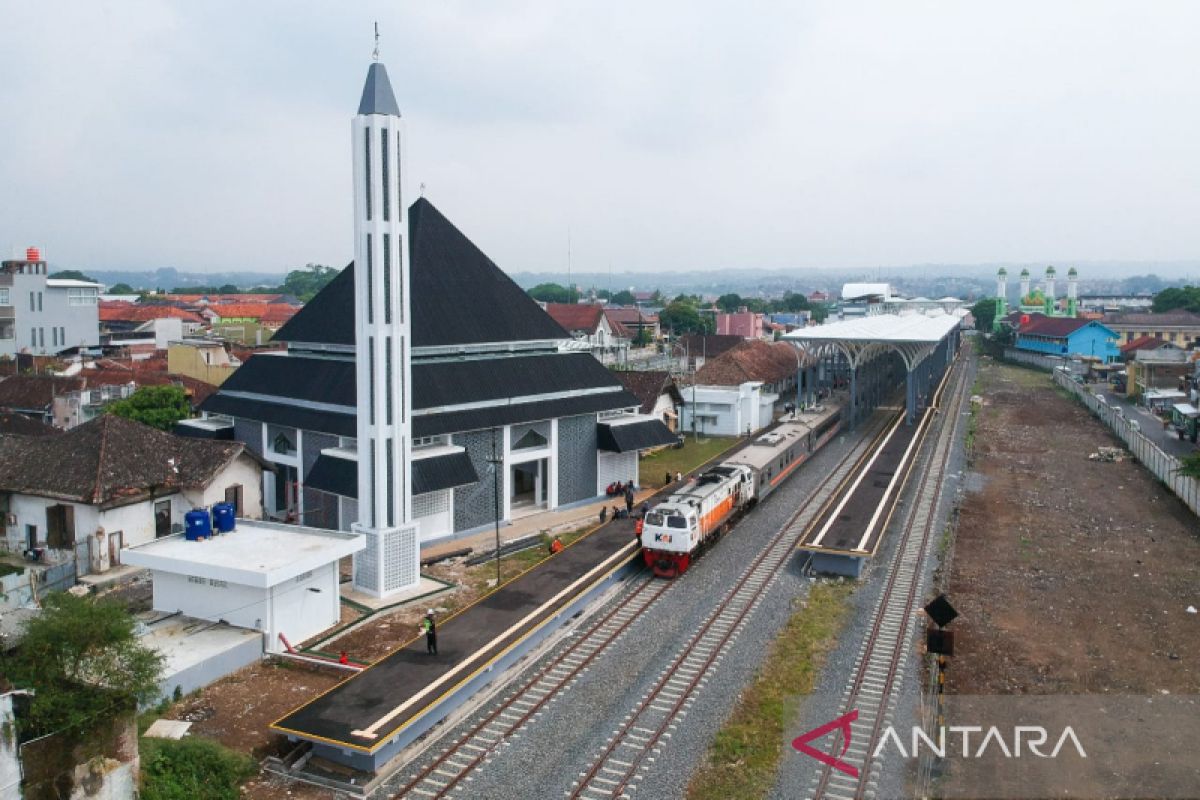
640, 409, 842, 577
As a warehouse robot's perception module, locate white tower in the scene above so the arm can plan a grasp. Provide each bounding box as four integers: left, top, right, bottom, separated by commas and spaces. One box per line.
1044, 266, 1056, 301
1019, 268, 1030, 302
995, 267, 1007, 300
350, 50, 420, 597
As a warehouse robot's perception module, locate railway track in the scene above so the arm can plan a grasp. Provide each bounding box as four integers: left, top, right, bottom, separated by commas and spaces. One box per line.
390, 572, 672, 798
808, 349, 971, 800
566, 410, 901, 800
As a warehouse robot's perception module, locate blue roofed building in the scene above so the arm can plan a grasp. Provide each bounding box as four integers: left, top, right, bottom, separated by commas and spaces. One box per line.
1014, 316, 1119, 362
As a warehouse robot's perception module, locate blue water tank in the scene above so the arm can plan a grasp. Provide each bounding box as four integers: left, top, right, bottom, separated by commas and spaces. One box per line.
184, 509, 212, 541
212, 502, 236, 533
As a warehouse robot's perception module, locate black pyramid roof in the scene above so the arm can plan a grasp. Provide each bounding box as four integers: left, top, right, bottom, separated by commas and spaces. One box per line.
274, 198, 569, 349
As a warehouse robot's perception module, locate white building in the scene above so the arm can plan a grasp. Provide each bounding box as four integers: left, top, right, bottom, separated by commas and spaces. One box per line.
679, 382, 777, 437
122, 520, 364, 653
0, 250, 102, 357
0, 415, 263, 566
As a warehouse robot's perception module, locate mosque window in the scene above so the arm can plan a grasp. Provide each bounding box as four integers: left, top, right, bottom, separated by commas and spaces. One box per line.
381, 128, 390, 221
383, 234, 392, 324
364, 128, 372, 220
366, 234, 374, 324
385, 337, 393, 425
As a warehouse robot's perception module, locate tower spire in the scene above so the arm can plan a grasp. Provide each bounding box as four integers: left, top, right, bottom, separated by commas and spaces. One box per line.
350, 51, 419, 597
372, 22, 380, 61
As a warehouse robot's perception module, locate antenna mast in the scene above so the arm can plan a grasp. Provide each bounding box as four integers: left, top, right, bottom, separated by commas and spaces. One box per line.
372, 22, 380, 61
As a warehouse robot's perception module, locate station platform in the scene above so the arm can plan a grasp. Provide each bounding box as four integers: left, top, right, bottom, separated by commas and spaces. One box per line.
272, 516, 643, 772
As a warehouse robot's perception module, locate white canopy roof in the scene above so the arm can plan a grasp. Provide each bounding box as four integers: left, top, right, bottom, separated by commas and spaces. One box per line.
783, 313, 961, 370
1172, 403, 1199, 416
783, 313, 961, 345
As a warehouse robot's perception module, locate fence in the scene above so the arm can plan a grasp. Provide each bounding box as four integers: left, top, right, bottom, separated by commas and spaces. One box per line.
1002, 347, 1086, 374
1053, 369, 1200, 517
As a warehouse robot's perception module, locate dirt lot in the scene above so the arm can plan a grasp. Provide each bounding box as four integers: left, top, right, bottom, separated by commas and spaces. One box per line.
947, 360, 1200, 695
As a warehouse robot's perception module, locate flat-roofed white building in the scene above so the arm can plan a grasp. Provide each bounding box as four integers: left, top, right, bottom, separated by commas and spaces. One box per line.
122, 520, 364, 653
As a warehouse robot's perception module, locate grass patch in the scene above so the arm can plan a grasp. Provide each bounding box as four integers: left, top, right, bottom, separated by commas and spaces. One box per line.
462, 525, 594, 602
140, 735, 256, 800
0, 562, 24, 579
686, 581, 854, 800
639, 435, 739, 488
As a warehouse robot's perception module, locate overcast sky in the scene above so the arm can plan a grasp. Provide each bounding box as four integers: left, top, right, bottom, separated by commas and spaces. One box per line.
1, 1, 1198, 276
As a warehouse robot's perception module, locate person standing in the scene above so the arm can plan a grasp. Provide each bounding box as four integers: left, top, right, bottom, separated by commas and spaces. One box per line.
624, 484, 634, 514
599, 505, 608, 524
665, 471, 672, 487
422, 611, 437, 655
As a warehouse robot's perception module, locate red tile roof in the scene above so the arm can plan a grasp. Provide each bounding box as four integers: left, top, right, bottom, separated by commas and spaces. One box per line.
1018, 317, 1092, 337
1119, 335, 1170, 354
544, 303, 604, 334
1103, 310, 1200, 327
209, 304, 298, 323
99, 301, 205, 324
611, 370, 683, 414
692, 340, 799, 386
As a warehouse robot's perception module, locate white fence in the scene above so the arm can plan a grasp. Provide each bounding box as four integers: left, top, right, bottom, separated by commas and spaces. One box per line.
1053, 369, 1200, 517
1003, 347, 1085, 374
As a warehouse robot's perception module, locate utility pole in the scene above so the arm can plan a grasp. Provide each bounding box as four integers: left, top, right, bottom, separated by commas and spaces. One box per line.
488, 428, 503, 586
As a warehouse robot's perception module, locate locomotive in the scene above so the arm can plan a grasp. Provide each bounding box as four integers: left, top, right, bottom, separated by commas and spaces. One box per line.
640, 411, 841, 577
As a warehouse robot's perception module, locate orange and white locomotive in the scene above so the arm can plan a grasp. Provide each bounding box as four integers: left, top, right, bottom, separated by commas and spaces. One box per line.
640, 464, 754, 577
639, 411, 843, 577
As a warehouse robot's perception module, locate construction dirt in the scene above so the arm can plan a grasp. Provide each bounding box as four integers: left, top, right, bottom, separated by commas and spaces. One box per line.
936, 358, 1200, 795
946, 360, 1200, 695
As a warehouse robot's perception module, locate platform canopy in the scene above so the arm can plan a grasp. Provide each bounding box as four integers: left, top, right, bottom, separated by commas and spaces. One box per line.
783, 313, 961, 371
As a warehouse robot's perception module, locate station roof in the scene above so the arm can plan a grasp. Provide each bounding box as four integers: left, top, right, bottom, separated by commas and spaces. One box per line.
783, 313, 961, 345
783, 313, 961, 371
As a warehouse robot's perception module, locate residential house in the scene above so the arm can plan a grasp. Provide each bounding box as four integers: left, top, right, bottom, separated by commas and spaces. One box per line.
167, 338, 242, 386
0, 375, 86, 425
0, 251, 101, 357
1102, 310, 1200, 348
612, 370, 684, 432
205, 303, 298, 333
678, 340, 803, 436
543, 303, 629, 364
0, 411, 59, 436
99, 301, 206, 337
0, 415, 263, 569
1014, 317, 1120, 362
604, 307, 660, 342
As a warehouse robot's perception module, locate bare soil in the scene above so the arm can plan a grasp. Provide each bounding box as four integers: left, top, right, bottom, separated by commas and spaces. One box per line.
947, 361, 1200, 695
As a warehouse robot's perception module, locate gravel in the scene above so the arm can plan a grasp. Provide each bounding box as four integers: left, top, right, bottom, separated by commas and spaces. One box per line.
770, 352, 976, 800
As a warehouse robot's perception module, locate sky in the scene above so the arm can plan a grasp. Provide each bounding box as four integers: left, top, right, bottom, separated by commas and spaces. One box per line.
1, 1, 1198, 276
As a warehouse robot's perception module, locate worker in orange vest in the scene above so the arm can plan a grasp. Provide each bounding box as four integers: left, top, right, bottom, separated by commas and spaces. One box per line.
549, 535, 564, 555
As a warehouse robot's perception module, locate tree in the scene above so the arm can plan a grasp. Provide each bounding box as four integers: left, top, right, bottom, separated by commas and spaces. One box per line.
281, 264, 338, 301
1178, 451, 1200, 479
49, 270, 96, 282
715, 293, 743, 312
106, 385, 190, 431
611, 290, 636, 306
1152, 286, 1200, 314
971, 298, 998, 333
809, 304, 829, 324
527, 282, 573, 304
217, 283, 240, 294
659, 300, 710, 335
6, 593, 163, 738
108, 282, 137, 294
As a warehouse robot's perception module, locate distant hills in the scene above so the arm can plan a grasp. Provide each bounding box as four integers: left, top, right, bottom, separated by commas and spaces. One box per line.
86, 268, 296, 291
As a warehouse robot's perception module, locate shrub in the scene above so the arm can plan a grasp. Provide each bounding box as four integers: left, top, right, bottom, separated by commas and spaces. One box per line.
140, 736, 256, 800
